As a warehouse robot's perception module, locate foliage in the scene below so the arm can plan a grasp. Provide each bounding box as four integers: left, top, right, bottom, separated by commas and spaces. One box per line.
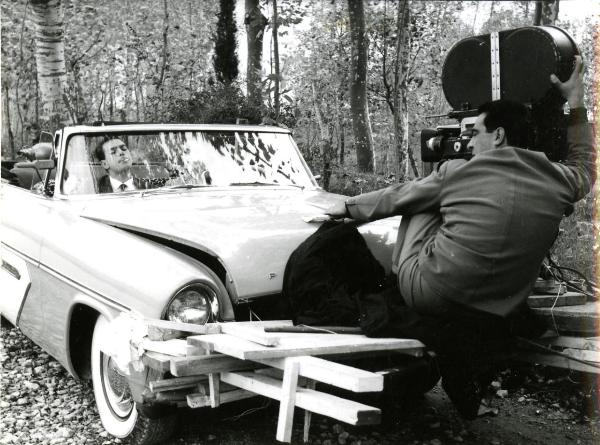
166, 81, 260, 124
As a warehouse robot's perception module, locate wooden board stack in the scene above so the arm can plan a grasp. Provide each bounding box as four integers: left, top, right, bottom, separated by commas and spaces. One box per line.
523, 291, 600, 373
138, 319, 425, 443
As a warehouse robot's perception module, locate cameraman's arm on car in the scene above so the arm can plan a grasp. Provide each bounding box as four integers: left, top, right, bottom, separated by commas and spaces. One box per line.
343, 161, 460, 222
550, 55, 595, 201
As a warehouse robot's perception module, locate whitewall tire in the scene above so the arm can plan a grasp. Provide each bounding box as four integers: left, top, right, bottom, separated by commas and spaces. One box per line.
91, 314, 138, 437
91, 315, 176, 444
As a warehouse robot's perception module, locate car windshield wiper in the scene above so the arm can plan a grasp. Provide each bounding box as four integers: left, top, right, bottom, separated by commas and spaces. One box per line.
229, 181, 304, 189
166, 184, 210, 190
140, 184, 208, 197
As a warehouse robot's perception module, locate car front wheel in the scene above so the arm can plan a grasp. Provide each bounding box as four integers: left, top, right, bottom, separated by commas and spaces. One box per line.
91, 315, 176, 445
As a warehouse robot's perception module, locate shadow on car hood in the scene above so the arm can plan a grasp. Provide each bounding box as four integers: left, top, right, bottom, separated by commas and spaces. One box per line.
81, 188, 349, 300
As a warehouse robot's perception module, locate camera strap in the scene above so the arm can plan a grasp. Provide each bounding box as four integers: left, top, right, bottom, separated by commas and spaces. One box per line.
490, 31, 501, 100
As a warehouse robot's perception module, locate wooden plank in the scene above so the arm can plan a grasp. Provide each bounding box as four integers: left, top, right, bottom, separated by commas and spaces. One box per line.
257, 356, 383, 393
536, 336, 600, 351
187, 389, 257, 408
170, 353, 259, 377
303, 380, 316, 443
527, 292, 587, 308
532, 302, 600, 335
220, 320, 294, 347
276, 360, 300, 442
144, 319, 222, 335
189, 333, 424, 361
141, 338, 188, 356
220, 324, 281, 347
563, 349, 600, 363
264, 326, 363, 334
517, 351, 600, 374
155, 389, 189, 403
221, 371, 381, 426
149, 375, 208, 392
142, 351, 172, 373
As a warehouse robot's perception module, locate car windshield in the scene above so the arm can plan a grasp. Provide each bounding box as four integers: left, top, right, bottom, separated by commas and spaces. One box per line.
61, 130, 316, 195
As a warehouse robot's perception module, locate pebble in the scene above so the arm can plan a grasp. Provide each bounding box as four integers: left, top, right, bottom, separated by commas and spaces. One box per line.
496, 390, 508, 398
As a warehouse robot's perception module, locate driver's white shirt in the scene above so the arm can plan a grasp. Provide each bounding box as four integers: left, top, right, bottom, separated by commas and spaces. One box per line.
109, 176, 136, 191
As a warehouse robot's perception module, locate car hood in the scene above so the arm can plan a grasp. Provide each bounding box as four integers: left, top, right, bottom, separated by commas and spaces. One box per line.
80, 187, 349, 301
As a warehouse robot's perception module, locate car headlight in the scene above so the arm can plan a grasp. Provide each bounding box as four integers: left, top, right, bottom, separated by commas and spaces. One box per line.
165, 284, 220, 324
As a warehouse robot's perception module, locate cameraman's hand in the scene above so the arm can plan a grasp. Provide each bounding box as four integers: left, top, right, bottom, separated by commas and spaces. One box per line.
550, 55, 584, 109
326, 201, 350, 219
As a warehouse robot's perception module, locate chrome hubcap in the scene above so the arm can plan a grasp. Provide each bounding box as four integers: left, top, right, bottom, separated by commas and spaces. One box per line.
101, 353, 134, 418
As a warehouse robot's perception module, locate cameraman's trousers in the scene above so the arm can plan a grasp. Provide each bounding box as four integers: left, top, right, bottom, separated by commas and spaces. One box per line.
393, 211, 456, 317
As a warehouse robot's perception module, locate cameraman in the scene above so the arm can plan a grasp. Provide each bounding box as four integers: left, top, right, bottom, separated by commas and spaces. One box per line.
327, 56, 594, 417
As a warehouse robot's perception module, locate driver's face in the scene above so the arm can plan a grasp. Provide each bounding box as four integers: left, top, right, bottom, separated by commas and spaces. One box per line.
101, 139, 132, 173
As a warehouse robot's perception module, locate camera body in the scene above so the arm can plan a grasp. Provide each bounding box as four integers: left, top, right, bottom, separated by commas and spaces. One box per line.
420, 118, 476, 162
421, 26, 579, 164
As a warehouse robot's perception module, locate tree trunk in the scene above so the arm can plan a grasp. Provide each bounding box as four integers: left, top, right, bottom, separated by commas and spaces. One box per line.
347, 0, 374, 173
311, 83, 333, 191
392, 0, 410, 180
213, 0, 239, 84
245, 0, 268, 114
271, 0, 281, 121
30, 0, 71, 126
3, 83, 16, 158
156, 0, 169, 120
534, 0, 559, 25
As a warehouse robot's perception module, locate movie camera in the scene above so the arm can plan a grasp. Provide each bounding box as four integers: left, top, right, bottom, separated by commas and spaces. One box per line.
421, 26, 580, 163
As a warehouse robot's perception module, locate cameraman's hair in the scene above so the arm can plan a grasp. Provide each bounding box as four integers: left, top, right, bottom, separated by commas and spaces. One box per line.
478, 100, 529, 147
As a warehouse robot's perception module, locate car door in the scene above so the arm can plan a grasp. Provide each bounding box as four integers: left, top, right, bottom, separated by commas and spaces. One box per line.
0, 183, 51, 324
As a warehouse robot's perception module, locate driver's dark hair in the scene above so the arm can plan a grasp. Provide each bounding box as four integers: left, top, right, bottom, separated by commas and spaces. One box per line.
94, 136, 122, 161
478, 100, 529, 147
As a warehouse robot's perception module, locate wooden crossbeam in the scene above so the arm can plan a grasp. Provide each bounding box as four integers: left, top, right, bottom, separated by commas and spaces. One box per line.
220, 371, 381, 426
257, 356, 383, 392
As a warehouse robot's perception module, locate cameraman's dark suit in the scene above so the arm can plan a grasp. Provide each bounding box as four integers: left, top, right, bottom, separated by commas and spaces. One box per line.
345, 109, 593, 320
343, 109, 593, 418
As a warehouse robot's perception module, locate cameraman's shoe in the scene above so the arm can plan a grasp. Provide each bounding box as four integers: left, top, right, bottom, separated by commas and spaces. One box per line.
441, 368, 484, 420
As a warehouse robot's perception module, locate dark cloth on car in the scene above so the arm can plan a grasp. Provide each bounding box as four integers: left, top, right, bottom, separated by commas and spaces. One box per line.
345, 111, 594, 318
281, 220, 386, 327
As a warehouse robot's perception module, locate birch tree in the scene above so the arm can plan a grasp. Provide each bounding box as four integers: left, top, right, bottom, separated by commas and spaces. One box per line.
30, 0, 72, 126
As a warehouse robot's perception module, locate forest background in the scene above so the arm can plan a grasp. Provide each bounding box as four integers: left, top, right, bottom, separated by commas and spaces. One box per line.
1, 0, 598, 282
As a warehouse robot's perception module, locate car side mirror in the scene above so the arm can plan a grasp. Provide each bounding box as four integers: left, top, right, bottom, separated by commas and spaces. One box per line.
313, 174, 322, 181
14, 159, 55, 192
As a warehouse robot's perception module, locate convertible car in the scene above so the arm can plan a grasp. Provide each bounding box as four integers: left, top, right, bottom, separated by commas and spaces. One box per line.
0, 124, 401, 443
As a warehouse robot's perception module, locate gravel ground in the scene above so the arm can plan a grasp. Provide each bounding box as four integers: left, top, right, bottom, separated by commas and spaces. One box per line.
2, 320, 599, 445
